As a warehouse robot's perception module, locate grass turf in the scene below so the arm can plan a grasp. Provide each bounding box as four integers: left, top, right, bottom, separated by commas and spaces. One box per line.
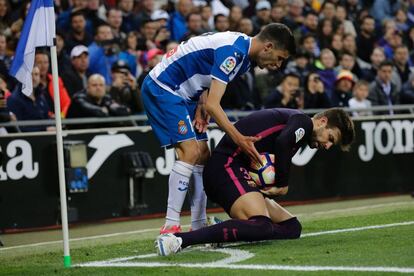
0, 197, 413, 275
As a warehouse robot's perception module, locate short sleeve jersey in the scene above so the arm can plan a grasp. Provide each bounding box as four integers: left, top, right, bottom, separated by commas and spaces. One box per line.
214, 109, 314, 187
149, 32, 252, 101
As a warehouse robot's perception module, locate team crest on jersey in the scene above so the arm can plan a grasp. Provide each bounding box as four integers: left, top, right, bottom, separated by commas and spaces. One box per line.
178, 120, 188, 135
220, 56, 237, 74
295, 128, 305, 143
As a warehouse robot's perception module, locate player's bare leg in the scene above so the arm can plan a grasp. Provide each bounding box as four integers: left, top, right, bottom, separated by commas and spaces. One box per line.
161, 140, 201, 234
264, 198, 294, 223
230, 191, 270, 219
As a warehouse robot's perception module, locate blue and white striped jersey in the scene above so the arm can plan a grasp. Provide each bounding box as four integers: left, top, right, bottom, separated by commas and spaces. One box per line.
149, 32, 252, 101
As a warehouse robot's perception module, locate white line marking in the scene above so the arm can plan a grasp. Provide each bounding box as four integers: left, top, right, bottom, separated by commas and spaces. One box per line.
301, 221, 414, 237
295, 201, 413, 217
1, 201, 413, 251
79, 262, 414, 273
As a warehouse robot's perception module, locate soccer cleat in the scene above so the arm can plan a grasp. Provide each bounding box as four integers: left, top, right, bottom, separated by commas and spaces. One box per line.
155, 233, 182, 256
160, 224, 182, 234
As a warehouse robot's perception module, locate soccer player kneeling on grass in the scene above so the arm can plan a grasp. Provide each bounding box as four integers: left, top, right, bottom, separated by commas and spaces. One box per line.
155, 108, 355, 256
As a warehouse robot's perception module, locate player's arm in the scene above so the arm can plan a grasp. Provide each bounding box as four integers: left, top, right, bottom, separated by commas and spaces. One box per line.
193, 90, 210, 133
272, 114, 313, 188
205, 79, 262, 164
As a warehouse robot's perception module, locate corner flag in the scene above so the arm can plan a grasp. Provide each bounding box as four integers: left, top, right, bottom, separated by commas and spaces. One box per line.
9, 0, 55, 96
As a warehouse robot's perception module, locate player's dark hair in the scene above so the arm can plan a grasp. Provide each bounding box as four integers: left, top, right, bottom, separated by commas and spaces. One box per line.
257, 23, 296, 56
314, 108, 355, 151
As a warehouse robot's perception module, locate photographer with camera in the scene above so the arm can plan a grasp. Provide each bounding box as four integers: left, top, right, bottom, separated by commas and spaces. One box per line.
88, 23, 120, 85
304, 72, 332, 109
263, 73, 302, 109
109, 60, 142, 114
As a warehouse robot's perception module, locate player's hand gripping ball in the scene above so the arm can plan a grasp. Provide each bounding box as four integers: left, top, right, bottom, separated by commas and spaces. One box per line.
249, 153, 276, 189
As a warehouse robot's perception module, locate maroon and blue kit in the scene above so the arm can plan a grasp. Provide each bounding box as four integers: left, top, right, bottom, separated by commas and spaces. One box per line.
175, 109, 312, 248
204, 108, 313, 214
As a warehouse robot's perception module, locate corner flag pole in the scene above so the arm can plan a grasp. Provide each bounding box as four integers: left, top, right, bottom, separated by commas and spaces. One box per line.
50, 44, 71, 268
8, 0, 71, 268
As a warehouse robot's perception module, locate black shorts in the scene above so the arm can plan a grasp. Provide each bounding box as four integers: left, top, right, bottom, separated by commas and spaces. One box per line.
203, 152, 260, 215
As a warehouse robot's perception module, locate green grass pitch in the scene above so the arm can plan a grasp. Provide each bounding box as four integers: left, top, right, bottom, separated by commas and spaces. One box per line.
1, 195, 413, 275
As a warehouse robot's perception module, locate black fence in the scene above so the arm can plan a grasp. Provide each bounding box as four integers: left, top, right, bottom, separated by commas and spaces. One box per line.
0, 115, 413, 230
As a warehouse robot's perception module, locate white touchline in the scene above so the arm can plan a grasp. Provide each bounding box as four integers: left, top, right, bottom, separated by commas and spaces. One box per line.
1, 201, 413, 251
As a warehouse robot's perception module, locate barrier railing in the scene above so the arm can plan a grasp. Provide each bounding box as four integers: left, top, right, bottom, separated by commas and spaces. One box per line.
1, 104, 414, 131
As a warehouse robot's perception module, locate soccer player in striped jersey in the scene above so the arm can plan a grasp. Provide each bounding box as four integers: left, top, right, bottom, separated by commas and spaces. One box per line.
155, 108, 355, 255
141, 23, 296, 234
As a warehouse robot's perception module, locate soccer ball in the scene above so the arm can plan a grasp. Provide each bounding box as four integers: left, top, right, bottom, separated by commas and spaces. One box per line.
249, 153, 276, 188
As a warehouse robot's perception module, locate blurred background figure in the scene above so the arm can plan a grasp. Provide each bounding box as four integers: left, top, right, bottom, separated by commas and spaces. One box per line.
303, 72, 331, 109
349, 80, 372, 117
331, 70, 355, 108
7, 66, 52, 132
66, 74, 130, 128
61, 45, 90, 97
264, 73, 302, 109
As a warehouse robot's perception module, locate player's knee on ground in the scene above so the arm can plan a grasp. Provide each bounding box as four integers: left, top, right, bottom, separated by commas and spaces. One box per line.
280, 217, 302, 239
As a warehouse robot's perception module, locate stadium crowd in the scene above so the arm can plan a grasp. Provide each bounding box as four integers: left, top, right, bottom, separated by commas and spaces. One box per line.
0, 0, 414, 131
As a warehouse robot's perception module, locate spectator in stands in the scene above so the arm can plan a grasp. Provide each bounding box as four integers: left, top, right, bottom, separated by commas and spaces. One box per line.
283, 0, 305, 32
368, 60, 400, 114
264, 73, 301, 109
88, 24, 119, 85
331, 70, 355, 107
369, 0, 400, 24
56, 32, 72, 75
382, 29, 403, 60
393, 45, 413, 84
137, 19, 158, 51
65, 10, 94, 53
34, 50, 71, 117
151, 9, 170, 29
109, 60, 142, 114
222, 70, 257, 111
335, 4, 356, 37
169, 0, 193, 41
330, 33, 343, 58
348, 80, 372, 117
345, 0, 361, 23
107, 8, 126, 45
136, 0, 155, 27
118, 0, 139, 33
238, 18, 254, 36
316, 18, 335, 50
7, 66, 52, 132
342, 33, 357, 56
0, 0, 12, 37
119, 31, 140, 77
295, 11, 318, 41
401, 72, 414, 104
300, 33, 319, 60
270, 5, 286, 24
252, 0, 272, 34
67, 74, 130, 121
214, 14, 230, 32
229, 5, 243, 31
61, 45, 90, 97
316, 48, 337, 98
200, 5, 213, 32
137, 48, 164, 89
0, 73, 14, 133
56, 0, 89, 31
181, 13, 203, 42
319, 0, 337, 21
336, 51, 363, 80
394, 8, 409, 32
361, 47, 386, 82
356, 15, 376, 63
83, 0, 107, 35
285, 49, 312, 86
0, 34, 11, 71
153, 25, 171, 51
304, 72, 332, 109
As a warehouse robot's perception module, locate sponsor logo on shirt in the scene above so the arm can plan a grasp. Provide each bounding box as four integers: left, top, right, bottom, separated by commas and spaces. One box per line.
178, 120, 188, 135
295, 128, 305, 143
220, 56, 237, 74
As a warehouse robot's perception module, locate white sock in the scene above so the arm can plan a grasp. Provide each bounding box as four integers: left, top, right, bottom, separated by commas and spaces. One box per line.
165, 161, 194, 227
189, 165, 207, 230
